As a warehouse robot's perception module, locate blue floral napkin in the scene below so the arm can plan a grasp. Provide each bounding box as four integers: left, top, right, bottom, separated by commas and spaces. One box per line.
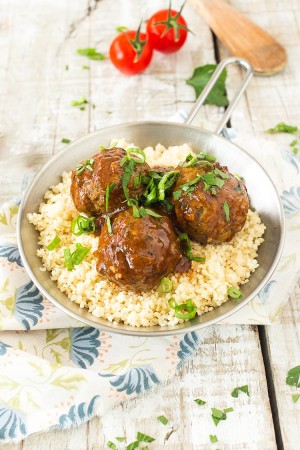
0, 131, 299, 443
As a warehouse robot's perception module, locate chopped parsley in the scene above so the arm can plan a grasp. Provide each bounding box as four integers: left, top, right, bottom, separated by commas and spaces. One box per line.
47, 235, 61, 251
157, 170, 179, 200
82, 65, 90, 70
61, 138, 71, 144
194, 399, 206, 406
77, 48, 105, 60
107, 442, 117, 450
157, 415, 168, 425
267, 122, 298, 134
223, 201, 230, 222
105, 183, 115, 234
210, 435, 218, 443
231, 385, 250, 398
125, 442, 139, 450
137, 432, 155, 443
211, 407, 233, 426
292, 394, 300, 403
186, 64, 228, 107
173, 190, 182, 200
75, 158, 95, 175
286, 365, 300, 388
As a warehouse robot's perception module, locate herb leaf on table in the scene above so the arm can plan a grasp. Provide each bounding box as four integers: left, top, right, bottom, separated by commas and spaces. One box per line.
186, 64, 228, 107
286, 365, 300, 388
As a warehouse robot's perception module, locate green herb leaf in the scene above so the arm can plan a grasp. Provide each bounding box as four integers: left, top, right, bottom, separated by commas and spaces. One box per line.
75, 158, 95, 175
211, 407, 233, 426
116, 25, 129, 32
106, 183, 115, 213
157, 170, 179, 200
115, 437, 125, 442
71, 97, 88, 107
157, 415, 168, 425
267, 122, 298, 134
65, 64, 69, 71
77, 48, 105, 61
227, 287, 242, 299
125, 441, 139, 450
173, 190, 182, 200
107, 442, 117, 450
210, 435, 218, 443
214, 167, 229, 179
223, 201, 230, 222
194, 399, 206, 406
224, 407, 234, 413
61, 138, 71, 144
140, 447, 149, 450
137, 432, 155, 443
231, 385, 250, 398
160, 277, 172, 293
292, 147, 299, 155
286, 365, 300, 388
292, 394, 300, 403
82, 65, 90, 70
186, 64, 228, 107
47, 235, 61, 251
144, 208, 162, 218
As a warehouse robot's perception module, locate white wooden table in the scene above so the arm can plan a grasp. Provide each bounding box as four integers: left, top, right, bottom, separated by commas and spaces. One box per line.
1, 0, 299, 448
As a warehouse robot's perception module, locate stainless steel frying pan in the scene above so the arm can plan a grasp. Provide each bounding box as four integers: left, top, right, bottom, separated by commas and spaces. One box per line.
17, 57, 285, 336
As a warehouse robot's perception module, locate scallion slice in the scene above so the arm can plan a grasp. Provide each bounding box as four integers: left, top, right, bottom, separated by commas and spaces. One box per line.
160, 277, 172, 293
157, 415, 168, 425
71, 243, 90, 265
71, 215, 95, 236
168, 297, 197, 320
227, 287, 242, 299
47, 235, 61, 251
64, 248, 74, 271
223, 201, 230, 222
179, 233, 205, 263
157, 170, 179, 201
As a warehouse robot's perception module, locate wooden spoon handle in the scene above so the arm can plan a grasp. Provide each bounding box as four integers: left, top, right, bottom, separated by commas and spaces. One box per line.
188, 0, 287, 75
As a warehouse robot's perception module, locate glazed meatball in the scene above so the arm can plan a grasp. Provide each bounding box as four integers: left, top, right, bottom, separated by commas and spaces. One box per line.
71, 148, 150, 214
172, 162, 249, 244
95, 209, 182, 291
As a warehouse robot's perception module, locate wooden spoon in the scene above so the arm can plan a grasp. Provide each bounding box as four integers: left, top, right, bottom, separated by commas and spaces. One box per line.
188, 0, 287, 75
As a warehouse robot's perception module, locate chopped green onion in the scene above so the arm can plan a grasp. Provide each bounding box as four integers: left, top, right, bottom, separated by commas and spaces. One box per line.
231, 385, 250, 398
47, 235, 61, 251
75, 158, 94, 175
194, 399, 206, 406
160, 277, 172, 293
106, 183, 115, 212
168, 297, 197, 320
61, 138, 71, 144
64, 248, 74, 271
123, 147, 146, 164
157, 171, 179, 200
77, 48, 105, 61
223, 201, 230, 222
64, 244, 90, 271
168, 298, 177, 309
71, 97, 88, 107
157, 415, 168, 425
227, 287, 242, 299
224, 407, 234, 413
136, 432, 155, 443
107, 442, 117, 450
71, 215, 95, 236
122, 159, 135, 199
197, 151, 217, 162
116, 25, 129, 32
179, 233, 205, 263
143, 208, 162, 218
210, 435, 218, 443
115, 437, 125, 442
71, 243, 90, 265
286, 365, 300, 388
125, 442, 139, 450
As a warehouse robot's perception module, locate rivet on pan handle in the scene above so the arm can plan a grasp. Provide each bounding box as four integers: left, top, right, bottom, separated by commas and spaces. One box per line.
185, 57, 253, 135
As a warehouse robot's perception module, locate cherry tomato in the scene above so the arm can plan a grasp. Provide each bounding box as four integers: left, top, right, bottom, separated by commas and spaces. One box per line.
109, 26, 153, 75
146, 3, 190, 53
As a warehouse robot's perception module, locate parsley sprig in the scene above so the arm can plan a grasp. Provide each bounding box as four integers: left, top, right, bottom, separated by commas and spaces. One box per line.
267, 122, 299, 155
75, 158, 95, 175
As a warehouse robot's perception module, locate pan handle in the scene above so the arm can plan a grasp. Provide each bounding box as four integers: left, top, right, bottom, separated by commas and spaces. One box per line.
185, 57, 253, 135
